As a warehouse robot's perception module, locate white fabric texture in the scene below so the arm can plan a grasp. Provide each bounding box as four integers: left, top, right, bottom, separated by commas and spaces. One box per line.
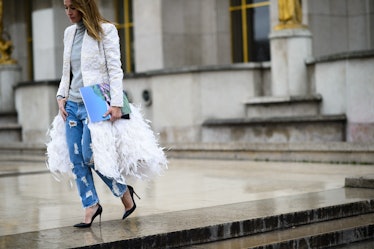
57, 22, 124, 107
45, 114, 73, 181
46, 104, 168, 184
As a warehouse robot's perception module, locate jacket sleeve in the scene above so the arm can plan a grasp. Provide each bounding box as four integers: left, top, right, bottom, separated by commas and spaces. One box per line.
102, 23, 124, 107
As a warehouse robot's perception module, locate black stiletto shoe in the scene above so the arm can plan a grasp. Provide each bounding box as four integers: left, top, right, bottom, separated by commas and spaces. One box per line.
74, 204, 103, 228
122, 185, 140, 220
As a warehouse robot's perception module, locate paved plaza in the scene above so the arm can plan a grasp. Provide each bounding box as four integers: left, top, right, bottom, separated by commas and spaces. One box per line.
0, 157, 373, 247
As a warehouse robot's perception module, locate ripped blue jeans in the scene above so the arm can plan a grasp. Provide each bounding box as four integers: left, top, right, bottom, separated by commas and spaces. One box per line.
65, 101, 127, 208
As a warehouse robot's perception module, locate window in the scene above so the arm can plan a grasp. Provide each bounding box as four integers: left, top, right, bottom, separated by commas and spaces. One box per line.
26, 0, 33, 80
115, 0, 134, 73
230, 0, 270, 63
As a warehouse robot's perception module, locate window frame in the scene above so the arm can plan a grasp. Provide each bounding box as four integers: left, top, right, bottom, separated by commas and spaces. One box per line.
229, 0, 270, 63
115, 0, 134, 73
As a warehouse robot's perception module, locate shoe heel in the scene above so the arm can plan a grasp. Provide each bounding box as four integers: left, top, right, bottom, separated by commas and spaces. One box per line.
133, 190, 141, 200
128, 185, 141, 199
74, 203, 102, 228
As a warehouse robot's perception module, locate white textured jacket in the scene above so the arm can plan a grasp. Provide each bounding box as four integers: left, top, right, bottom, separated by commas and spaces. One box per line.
56, 22, 123, 107
47, 22, 167, 184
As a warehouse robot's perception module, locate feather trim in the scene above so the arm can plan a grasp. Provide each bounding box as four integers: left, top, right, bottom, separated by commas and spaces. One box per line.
45, 114, 74, 181
46, 105, 168, 184
89, 104, 168, 184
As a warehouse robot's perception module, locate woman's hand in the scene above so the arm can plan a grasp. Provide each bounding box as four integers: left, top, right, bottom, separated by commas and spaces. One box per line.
103, 106, 122, 122
58, 98, 68, 121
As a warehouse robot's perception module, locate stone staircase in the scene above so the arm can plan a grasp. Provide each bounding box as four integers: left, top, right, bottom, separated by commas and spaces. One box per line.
2, 140, 374, 165
166, 141, 374, 164
245, 94, 323, 118
1, 187, 373, 248
0, 142, 45, 162
0, 111, 21, 142
180, 215, 374, 249
202, 94, 347, 143
0, 93, 371, 165
178, 189, 374, 249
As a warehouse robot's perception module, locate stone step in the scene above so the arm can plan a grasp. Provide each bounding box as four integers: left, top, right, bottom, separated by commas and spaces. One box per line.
333, 239, 374, 249
1, 141, 374, 164
0, 112, 22, 142
1, 188, 373, 248
0, 111, 17, 124
0, 123, 21, 142
165, 142, 374, 164
244, 94, 322, 118
345, 175, 374, 189
202, 115, 346, 143
0, 142, 45, 161
180, 214, 374, 249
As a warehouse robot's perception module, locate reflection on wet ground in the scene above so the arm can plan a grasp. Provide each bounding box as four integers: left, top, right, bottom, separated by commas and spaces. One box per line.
1, 158, 373, 237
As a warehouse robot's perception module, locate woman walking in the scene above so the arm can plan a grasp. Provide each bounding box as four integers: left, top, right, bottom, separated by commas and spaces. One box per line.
46, 0, 167, 228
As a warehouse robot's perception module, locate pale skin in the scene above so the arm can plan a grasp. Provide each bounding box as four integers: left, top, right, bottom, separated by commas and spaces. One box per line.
62, 0, 133, 224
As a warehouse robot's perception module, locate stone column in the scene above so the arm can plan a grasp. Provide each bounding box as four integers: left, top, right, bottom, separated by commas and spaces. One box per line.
133, 0, 164, 72
32, 0, 69, 81
0, 0, 21, 112
15, 0, 68, 142
269, 0, 312, 96
270, 28, 312, 96
32, 8, 57, 80
0, 64, 21, 112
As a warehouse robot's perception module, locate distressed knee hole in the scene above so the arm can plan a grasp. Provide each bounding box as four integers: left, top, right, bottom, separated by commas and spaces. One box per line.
112, 180, 121, 196
85, 190, 93, 198
81, 176, 89, 187
74, 143, 79, 154
69, 120, 77, 128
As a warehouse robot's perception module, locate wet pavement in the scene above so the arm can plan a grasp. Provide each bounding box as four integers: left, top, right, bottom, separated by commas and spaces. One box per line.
0, 158, 374, 247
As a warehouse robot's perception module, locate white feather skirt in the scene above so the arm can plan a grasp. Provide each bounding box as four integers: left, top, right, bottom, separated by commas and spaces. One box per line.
46, 114, 74, 181
46, 104, 168, 184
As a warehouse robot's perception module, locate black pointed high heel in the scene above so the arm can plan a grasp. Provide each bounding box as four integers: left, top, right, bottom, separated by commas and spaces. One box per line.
122, 185, 140, 220
74, 204, 103, 228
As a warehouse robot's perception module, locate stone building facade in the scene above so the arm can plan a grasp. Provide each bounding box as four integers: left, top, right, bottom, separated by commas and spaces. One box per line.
0, 0, 373, 144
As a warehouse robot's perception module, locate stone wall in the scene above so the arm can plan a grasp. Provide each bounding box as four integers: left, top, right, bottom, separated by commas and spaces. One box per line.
305, 0, 374, 57
308, 50, 374, 142
0, 65, 21, 112
7, 0, 374, 145
124, 64, 270, 143
134, 0, 231, 72
14, 81, 58, 143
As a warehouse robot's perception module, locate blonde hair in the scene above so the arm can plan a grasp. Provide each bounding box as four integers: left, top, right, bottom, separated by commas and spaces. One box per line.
71, 0, 109, 41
